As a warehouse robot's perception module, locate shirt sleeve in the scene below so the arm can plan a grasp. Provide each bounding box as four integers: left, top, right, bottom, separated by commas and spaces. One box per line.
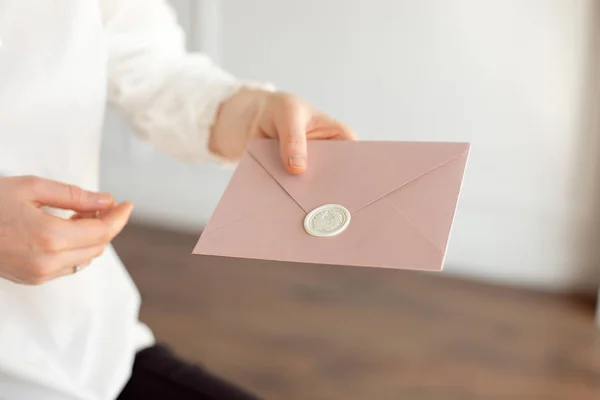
99, 0, 274, 163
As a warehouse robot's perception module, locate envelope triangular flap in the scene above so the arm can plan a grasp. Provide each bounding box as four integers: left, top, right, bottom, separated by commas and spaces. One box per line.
246, 139, 469, 214
385, 154, 469, 252
201, 151, 296, 237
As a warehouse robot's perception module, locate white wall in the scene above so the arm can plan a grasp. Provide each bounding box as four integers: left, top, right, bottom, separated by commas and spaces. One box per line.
101, 0, 600, 292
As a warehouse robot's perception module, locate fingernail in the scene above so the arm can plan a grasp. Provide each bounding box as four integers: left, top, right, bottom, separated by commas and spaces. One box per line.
289, 156, 306, 168
95, 193, 114, 205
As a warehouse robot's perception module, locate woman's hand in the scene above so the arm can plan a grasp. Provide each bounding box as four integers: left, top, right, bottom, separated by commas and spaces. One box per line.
209, 89, 357, 174
0, 176, 132, 285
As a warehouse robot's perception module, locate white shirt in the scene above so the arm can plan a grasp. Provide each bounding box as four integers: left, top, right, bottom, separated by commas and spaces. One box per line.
0, 1, 269, 399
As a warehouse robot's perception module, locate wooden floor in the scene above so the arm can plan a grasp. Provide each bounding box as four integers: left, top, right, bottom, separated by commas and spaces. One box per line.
113, 224, 600, 400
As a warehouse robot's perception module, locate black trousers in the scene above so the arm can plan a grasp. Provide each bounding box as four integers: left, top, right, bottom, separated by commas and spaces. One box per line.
117, 344, 261, 400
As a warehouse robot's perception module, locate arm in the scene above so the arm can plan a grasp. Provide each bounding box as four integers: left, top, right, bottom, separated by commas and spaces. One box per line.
100, 0, 355, 173
100, 0, 273, 163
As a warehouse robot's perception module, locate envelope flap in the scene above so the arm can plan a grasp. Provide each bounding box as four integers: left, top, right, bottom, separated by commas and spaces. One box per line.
201, 151, 299, 237
385, 153, 469, 252
246, 139, 470, 214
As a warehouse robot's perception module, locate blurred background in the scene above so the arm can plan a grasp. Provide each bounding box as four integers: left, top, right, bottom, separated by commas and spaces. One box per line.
102, 1, 600, 399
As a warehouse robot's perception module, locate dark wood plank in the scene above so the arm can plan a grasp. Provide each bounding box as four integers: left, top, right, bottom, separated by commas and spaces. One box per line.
113, 224, 600, 400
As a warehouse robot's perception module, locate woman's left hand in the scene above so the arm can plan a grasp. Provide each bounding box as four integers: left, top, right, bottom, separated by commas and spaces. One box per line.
209, 88, 357, 174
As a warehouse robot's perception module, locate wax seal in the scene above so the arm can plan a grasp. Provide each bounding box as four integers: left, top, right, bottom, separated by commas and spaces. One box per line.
304, 204, 351, 237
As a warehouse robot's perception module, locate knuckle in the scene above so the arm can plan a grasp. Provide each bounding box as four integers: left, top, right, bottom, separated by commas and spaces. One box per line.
68, 184, 85, 204
35, 227, 61, 253
278, 93, 300, 109
28, 258, 52, 281
21, 175, 41, 191
94, 246, 106, 258
98, 229, 113, 244
285, 135, 305, 145
26, 276, 48, 286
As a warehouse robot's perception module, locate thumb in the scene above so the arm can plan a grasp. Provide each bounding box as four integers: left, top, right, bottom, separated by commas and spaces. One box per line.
23, 177, 114, 212
276, 106, 309, 175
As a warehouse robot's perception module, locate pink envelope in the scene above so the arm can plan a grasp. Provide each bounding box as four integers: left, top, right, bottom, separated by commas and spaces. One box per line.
193, 139, 470, 271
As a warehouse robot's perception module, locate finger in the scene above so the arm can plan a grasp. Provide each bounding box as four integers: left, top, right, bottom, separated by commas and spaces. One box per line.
276, 105, 309, 174
71, 206, 114, 221
31, 245, 107, 284
332, 119, 358, 140
0, 270, 28, 285
38, 202, 133, 252
51, 245, 106, 278
71, 211, 101, 221
307, 115, 358, 141
23, 176, 115, 212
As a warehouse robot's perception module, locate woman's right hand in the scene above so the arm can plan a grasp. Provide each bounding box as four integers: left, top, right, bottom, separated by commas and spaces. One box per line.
0, 176, 133, 285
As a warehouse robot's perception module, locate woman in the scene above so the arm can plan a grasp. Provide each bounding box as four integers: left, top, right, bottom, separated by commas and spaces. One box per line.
0, 1, 356, 399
